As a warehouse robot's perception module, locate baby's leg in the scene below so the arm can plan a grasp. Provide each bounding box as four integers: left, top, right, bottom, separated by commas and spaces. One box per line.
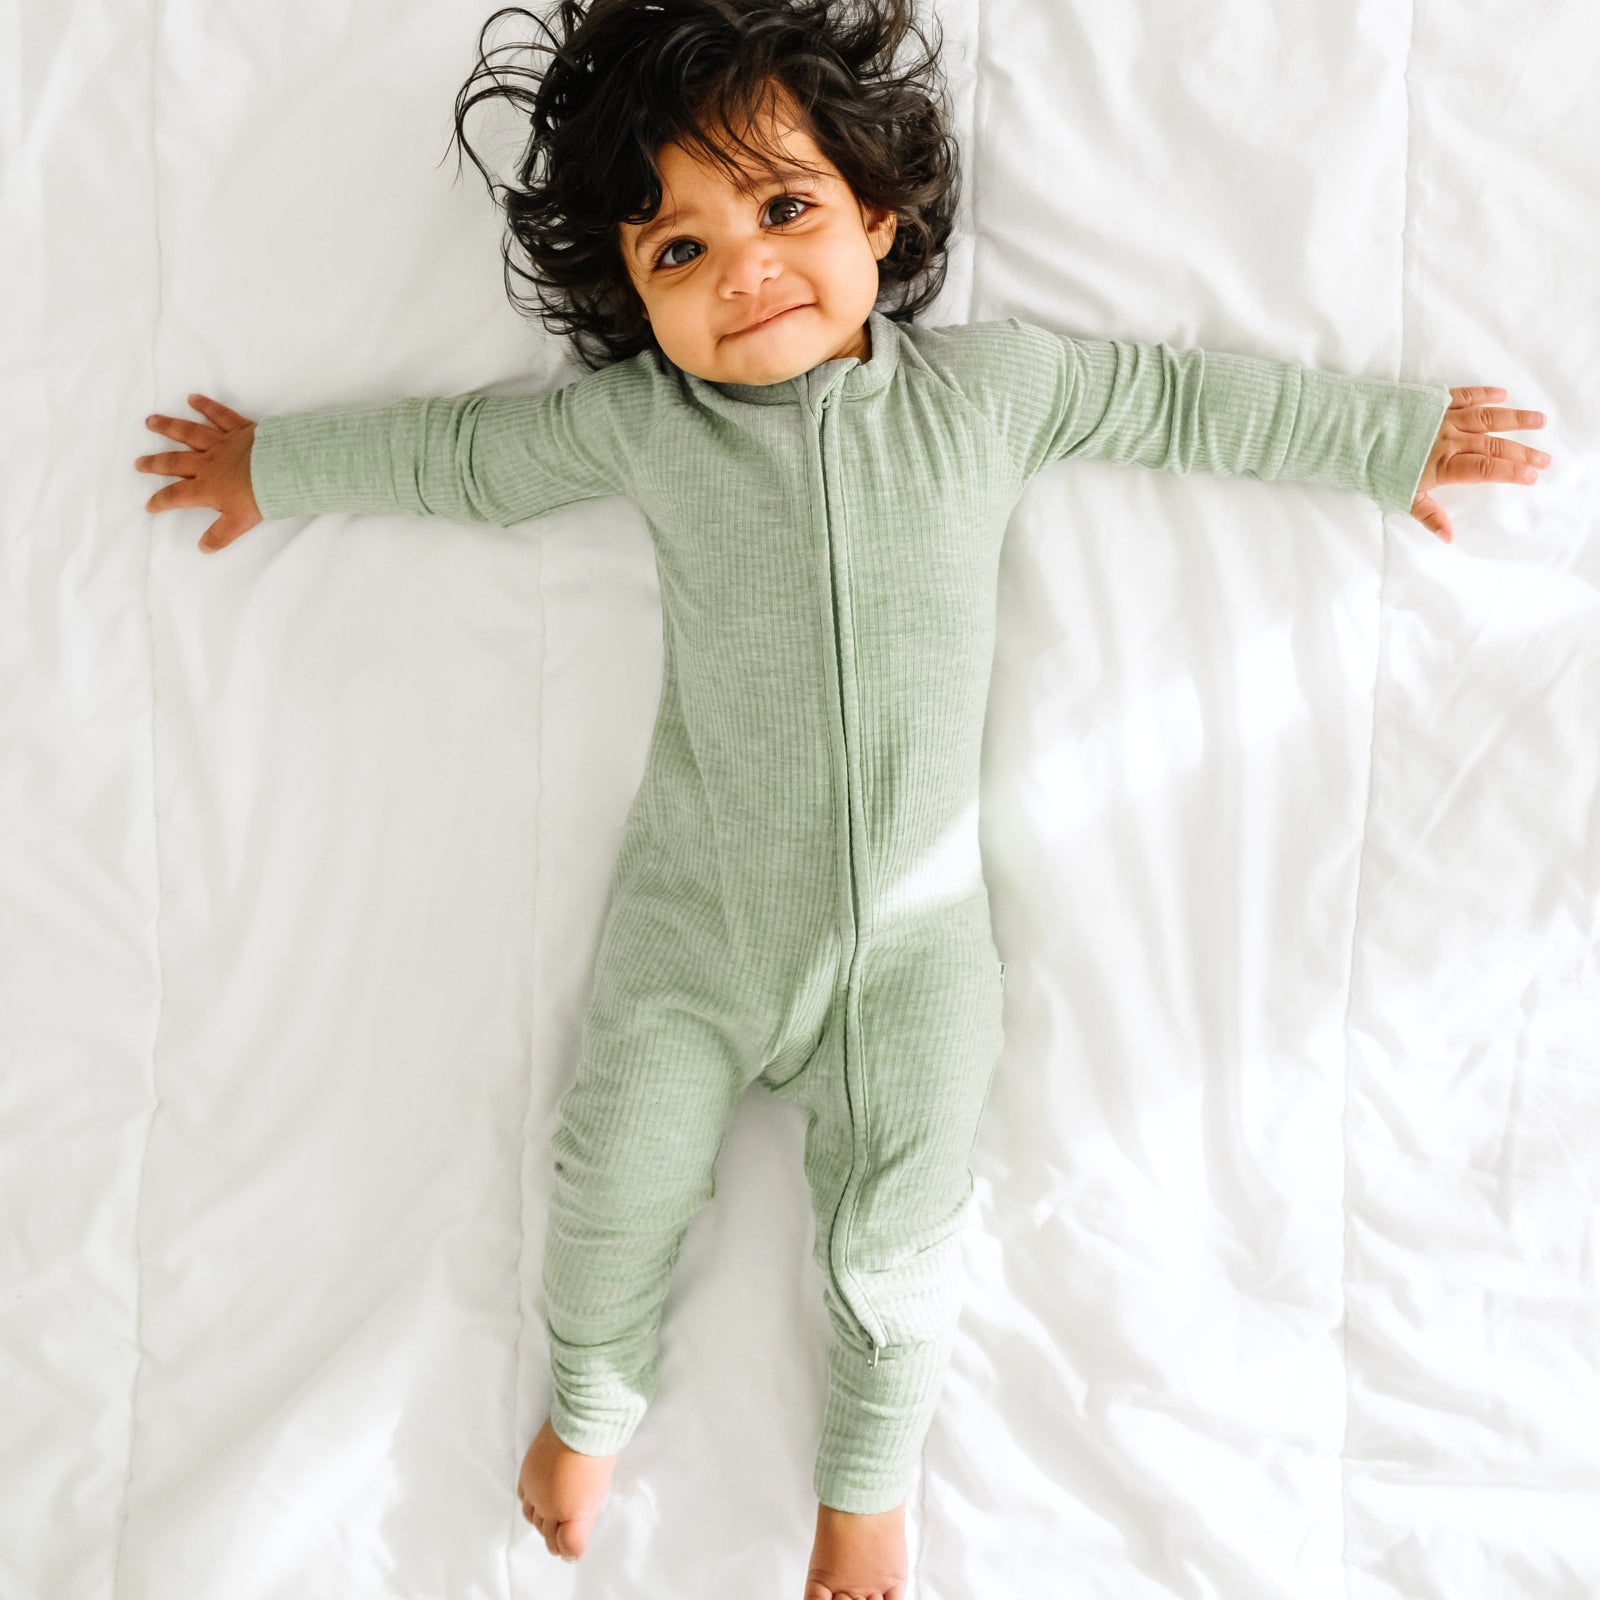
528, 894, 760, 1559
785, 902, 1004, 1596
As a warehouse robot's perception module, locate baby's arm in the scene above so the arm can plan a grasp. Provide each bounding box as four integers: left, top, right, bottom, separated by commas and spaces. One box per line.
970, 319, 1545, 537
999, 321, 1451, 515
136, 366, 643, 554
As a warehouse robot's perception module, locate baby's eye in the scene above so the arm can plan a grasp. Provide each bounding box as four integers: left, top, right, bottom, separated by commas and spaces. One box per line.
652, 194, 813, 271
764, 193, 811, 228
655, 236, 699, 270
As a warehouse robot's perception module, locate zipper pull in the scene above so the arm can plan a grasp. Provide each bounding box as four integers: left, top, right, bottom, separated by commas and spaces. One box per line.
998, 960, 1007, 993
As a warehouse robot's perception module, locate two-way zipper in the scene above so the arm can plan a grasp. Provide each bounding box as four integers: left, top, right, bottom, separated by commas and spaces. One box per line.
815, 382, 889, 1369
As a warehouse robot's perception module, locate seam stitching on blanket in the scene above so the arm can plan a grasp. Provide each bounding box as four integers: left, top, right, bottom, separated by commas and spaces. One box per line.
1337, 8, 1421, 1597
111, 6, 168, 1597
504, 535, 546, 1600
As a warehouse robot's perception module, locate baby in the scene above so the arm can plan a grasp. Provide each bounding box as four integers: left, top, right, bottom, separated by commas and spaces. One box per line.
134, 0, 1551, 1594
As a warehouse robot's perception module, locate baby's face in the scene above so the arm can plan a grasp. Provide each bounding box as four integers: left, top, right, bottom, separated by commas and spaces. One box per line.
618, 91, 896, 384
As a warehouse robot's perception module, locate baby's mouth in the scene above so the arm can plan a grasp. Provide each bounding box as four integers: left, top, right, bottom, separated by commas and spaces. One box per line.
731, 303, 812, 335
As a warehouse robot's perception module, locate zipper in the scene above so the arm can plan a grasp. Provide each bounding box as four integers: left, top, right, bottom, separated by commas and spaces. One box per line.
816, 383, 888, 1369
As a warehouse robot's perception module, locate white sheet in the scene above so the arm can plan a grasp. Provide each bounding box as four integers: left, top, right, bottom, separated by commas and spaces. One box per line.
3, 2, 1597, 1596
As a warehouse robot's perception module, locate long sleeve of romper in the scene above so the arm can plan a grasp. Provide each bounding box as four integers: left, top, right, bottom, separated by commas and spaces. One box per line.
977, 316, 1452, 516
247, 358, 651, 525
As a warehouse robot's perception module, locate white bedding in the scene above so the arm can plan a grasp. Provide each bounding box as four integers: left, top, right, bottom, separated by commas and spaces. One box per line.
3, 2, 1597, 1596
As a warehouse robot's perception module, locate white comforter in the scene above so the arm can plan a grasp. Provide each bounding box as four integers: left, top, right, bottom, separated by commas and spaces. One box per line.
3, 2, 1596, 1596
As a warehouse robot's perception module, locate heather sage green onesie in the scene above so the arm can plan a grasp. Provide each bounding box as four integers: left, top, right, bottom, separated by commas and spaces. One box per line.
248, 307, 1451, 1514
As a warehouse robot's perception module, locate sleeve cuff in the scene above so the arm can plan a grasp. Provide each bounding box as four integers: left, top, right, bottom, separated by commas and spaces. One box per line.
1372, 379, 1452, 517
248, 413, 308, 522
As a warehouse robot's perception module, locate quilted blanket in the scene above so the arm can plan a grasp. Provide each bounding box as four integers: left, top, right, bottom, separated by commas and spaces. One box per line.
2, 1, 1594, 1596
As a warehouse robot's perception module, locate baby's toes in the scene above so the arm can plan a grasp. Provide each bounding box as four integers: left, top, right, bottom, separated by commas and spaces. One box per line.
551, 1512, 599, 1562
520, 1501, 564, 1559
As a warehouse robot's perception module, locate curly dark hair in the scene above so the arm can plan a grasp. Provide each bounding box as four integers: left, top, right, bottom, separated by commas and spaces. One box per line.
440, 0, 961, 370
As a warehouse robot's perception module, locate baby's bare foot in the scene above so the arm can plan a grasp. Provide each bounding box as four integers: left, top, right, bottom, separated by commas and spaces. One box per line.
802, 1498, 908, 1600
517, 1417, 617, 1562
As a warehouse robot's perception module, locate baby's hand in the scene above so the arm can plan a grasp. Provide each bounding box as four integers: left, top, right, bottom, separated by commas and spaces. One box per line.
134, 393, 263, 554
1411, 385, 1551, 544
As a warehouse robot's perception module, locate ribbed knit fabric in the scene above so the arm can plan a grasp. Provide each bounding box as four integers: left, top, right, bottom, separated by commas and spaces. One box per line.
249, 309, 1451, 1513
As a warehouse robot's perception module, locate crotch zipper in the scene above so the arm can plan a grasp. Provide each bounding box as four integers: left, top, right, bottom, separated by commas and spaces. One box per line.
864, 1339, 910, 1368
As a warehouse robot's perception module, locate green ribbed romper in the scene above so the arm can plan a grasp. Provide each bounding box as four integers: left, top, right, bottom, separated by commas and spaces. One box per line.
249, 308, 1451, 1514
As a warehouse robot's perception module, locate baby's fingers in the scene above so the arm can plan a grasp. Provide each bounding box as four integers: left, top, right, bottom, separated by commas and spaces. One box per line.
198, 517, 247, 553
1411, 491, 1453, 543
187, 392, 254, 431
143, 478, 200, 514
1438, 440, 1542, 486
144, 410, 213, 449
1455, 403, 1548, 435
1449, 385, 1507, 408
134, 449, 199, 480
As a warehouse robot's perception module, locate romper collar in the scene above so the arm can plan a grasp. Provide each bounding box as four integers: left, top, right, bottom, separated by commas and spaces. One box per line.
675, 307, 901, 407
